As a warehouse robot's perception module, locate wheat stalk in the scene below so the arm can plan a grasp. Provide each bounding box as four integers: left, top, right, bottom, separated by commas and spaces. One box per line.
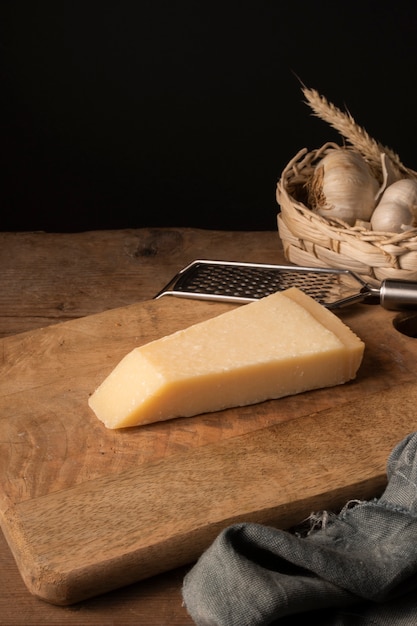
301, 86, 412, 178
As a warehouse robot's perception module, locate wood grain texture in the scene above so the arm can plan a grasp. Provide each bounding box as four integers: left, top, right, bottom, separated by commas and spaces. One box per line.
1, 295, 415, 512
0, 228, 283, 338
4, 381, 417, 605
1, 228, 284, 625
2, 289, 417, 604
1, 228, 417, 622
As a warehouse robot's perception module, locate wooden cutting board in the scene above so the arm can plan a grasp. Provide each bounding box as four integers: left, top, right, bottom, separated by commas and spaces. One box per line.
1, 295, 417, 605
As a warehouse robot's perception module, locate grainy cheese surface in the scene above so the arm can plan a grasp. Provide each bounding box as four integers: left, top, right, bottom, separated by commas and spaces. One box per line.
88, 288, 364, 429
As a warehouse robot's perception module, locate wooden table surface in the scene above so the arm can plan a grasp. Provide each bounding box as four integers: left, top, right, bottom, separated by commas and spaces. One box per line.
0, 227, 284, 626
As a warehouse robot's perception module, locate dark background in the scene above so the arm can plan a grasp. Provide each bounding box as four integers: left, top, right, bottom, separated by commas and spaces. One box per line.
2, 1, 417, 232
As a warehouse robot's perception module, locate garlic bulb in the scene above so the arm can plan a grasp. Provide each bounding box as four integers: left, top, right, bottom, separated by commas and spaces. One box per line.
370, 178, 417, 233
308, 149, 379, 225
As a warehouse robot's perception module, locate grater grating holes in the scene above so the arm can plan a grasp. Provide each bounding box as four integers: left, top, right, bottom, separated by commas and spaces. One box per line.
174, 263, 344, 305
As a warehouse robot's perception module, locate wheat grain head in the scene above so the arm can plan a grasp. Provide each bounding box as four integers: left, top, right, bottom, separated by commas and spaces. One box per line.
301, 86, 414, 179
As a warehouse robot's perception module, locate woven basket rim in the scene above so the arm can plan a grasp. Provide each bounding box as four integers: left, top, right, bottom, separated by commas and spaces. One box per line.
276, 143, 417, 280
277, 143, 417, 242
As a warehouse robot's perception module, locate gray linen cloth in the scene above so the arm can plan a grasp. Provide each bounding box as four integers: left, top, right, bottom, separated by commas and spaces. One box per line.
182, 431, 417, 625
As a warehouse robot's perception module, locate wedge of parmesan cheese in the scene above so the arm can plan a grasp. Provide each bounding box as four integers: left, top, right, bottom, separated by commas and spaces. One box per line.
88, 287, 364, 429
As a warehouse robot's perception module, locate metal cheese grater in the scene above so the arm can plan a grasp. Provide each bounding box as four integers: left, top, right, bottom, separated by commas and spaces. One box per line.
154, 259, 417, 310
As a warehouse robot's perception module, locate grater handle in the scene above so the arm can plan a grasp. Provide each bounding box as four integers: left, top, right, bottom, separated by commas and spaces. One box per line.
380, 279, 417, 310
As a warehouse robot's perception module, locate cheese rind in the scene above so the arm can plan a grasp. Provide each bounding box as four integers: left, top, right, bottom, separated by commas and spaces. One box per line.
88, 288, 364, 429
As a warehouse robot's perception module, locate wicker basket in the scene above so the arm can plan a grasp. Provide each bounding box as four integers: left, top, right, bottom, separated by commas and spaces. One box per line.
277, 142, 417, 283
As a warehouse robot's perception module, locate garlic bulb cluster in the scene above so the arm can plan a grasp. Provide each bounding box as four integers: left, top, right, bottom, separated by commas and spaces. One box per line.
308, 148, 417, 233
371, 178, 417, 232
